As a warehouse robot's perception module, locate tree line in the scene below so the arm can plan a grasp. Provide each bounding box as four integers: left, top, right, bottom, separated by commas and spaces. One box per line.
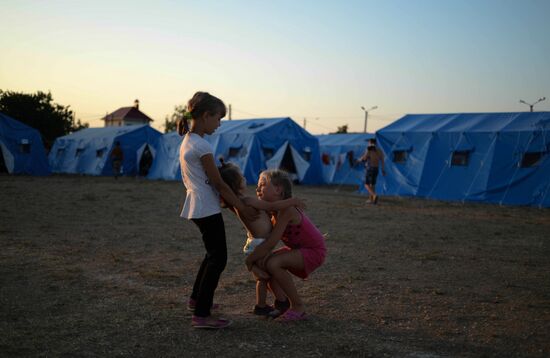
0, 90, 88, 150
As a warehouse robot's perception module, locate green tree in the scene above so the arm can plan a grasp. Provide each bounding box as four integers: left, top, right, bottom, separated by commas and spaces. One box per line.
164, 104, 192, 133
0, 90, 88, 148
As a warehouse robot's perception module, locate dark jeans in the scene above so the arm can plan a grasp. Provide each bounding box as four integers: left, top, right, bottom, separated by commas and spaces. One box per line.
190, 213, 227, 317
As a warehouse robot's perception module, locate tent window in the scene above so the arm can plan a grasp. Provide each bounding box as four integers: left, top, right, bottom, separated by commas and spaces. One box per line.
303, 147, 312, 162
321, 153, 331, 165
96, 149, 105, 158
263, 147, 274, 160
451, 151, 470, 166
393, 150, 407, 163
228, 147, 240, 157
20, 139, 31, 154
520, 152, 543, 168
75, 148, 84, 157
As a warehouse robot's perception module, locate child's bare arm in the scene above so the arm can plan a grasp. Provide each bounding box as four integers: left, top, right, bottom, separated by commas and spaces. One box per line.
201, 154, 258, 222
243, 196, 305, 211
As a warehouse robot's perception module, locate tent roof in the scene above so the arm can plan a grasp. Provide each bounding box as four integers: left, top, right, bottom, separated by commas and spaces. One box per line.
0, 112, 39, 133
58, 124, 152, 140
213, 117, 299, 134
380, 112, 550, 133
316, 133, 374, 146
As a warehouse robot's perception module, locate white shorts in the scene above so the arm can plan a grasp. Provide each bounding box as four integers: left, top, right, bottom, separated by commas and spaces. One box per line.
243, 237, 265, 255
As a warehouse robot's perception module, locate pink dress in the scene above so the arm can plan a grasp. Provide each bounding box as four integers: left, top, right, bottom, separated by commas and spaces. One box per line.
274, 209, 326, 279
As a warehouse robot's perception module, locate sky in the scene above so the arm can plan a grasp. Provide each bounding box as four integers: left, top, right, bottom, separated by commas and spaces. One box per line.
1, 0, 549, 134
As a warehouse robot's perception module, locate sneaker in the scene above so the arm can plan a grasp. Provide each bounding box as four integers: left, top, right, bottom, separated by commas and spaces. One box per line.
253, 305, 274, 316
187, 298, 220, 313
275, 309, 308, 322
191, 315, 232, 329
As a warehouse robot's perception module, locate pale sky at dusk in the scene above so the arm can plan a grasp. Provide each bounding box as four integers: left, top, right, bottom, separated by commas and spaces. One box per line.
1, 0, 549, 134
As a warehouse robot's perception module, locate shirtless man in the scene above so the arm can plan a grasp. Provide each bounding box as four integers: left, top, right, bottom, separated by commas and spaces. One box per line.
358, 138, 386, 204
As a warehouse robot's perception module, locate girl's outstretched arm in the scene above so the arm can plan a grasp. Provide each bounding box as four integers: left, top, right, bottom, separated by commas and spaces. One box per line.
245, 209, 293, 270
243, 196, 305, 211
200, 153, 258, 222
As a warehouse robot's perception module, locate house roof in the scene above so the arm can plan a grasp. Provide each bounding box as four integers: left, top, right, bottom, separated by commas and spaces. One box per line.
102, 107, 154, 122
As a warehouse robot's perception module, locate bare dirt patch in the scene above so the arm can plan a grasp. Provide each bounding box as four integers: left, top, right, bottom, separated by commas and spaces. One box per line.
1, 175, 549, 357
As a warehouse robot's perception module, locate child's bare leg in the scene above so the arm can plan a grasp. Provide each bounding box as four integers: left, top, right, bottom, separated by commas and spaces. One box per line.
266, 250, 305, 313
256, 279, 268, 306
365, 184, 375, 201
267, 279, 287, 302
251, 264, 270, 280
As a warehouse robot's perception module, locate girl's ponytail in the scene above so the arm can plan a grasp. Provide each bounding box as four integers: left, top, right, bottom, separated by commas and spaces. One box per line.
176, 117, 189, 136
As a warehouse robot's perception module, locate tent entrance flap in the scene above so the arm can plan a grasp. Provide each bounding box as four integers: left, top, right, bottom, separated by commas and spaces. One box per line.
136, 143, 156, 177
0, 140, 14, 174
266, 141, 310, 182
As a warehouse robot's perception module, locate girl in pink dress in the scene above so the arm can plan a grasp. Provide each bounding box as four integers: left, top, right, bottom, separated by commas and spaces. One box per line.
246, 169, 326, 321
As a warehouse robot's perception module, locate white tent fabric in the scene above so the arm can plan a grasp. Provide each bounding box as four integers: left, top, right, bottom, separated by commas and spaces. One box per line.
265, 141, 310, 182
49, 125, 161, 176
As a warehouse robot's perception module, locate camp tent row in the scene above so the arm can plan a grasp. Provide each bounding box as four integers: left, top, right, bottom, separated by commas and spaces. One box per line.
4, 111, 549, 208
49, 125, 161, 176
148, 117, 324, 185
377, 112, 550, 208
316, 133, 374, 186
0, 113, 50, 175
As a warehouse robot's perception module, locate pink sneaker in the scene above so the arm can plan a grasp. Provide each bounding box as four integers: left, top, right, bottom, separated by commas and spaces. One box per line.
275, 309, 307, 322
191, 315, 232, 329
187, 298, 220, 312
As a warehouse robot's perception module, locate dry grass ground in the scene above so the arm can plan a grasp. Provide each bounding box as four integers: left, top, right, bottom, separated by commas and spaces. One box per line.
1, 175, 549, 357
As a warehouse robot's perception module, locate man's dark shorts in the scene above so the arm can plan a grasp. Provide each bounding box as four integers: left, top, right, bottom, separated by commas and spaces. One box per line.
365, 167, 379, 185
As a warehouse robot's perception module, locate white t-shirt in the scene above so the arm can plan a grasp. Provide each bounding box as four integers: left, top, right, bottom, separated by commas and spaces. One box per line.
179, 133, 221, 219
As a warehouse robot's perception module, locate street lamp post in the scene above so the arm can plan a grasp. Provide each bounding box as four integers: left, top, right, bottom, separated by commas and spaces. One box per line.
361, 106, 378, 133
519, 97, 546, 112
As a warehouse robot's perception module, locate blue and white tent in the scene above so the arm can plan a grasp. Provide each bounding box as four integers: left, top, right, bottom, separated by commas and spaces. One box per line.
316, 133, 374, 186
0, 113, 50, 175
377, 112, 550, 207
49, 125, 161, 176
146, 131, 183, 181
148, 117, 324, 184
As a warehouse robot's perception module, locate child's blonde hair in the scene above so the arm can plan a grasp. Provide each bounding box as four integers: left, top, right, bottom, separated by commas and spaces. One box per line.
261, 169, 292, 199
218, 159, 243, 196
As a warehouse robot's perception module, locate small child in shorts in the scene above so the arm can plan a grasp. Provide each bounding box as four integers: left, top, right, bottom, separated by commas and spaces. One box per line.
218, 160, 302, 315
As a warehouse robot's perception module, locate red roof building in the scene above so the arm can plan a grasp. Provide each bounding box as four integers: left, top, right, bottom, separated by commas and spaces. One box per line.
102, 99, 154, 127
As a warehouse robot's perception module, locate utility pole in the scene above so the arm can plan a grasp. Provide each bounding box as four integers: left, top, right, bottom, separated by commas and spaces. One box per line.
228, 104, 232, 120
519, 97, 546, 112
361, 106, 378, 133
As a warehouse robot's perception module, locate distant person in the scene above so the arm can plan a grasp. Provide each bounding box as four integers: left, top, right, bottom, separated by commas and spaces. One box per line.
178, 91, 258, 329
110, 141, 124, 179
218, 160, 303, 316
246, 169, 327, 322
357, 138, 385, 204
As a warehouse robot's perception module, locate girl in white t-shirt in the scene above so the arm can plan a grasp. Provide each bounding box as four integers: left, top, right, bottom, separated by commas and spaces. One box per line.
178, 92, 257, 329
